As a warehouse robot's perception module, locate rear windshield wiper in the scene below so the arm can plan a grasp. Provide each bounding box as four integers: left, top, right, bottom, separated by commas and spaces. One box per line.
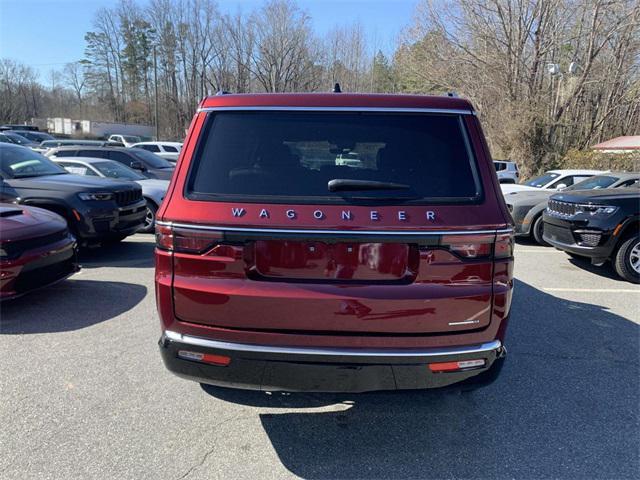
328, 179, 411, 192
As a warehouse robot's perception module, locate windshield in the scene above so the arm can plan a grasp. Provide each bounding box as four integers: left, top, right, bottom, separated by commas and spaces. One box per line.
93, 161, 145, 180
0, 146, 67, 178
565, 175, 618, 191
187, 111, 482, 203
524, 172, 560, 188
130, 149, 174, 169
3, 132, 33, 145
11, 131, 54, 142
122, 135, 141, 143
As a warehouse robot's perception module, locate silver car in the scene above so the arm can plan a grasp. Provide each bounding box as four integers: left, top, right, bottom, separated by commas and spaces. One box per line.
52, 157, 168, 233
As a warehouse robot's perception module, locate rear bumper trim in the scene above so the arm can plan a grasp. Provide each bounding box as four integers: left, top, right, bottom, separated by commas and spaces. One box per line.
163, 330, 501, 358
156, 221, 513, 237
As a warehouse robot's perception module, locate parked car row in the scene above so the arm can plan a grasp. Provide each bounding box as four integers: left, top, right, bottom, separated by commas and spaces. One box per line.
0, 142, 170, 299
501, 168, 639, 283
0, 127, 176, 300
46, 146, 175, 180
0, 144, 148, 244
52, 157, 168, 232
0, 126, 183, 163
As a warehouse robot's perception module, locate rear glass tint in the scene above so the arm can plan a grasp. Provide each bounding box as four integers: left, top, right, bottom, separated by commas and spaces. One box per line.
187, 111, 482, 204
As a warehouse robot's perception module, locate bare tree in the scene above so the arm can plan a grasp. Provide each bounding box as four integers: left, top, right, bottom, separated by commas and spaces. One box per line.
248, 0, 319, 92
63, 62, 87, 114
396, 0, 640, 175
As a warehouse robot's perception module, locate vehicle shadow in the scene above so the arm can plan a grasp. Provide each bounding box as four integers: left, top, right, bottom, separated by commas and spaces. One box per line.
202, 280, 639, 479
565, 255, 627, 283
79, 236, 155, 269
0, 279, 147, 334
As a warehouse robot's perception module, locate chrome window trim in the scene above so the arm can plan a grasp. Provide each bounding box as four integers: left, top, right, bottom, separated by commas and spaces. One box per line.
164, 330, 501, 357
156, 220, 513, 236
196, 106, 474, 115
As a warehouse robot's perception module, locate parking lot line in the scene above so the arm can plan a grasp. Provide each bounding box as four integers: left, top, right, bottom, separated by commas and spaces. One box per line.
517, 249, 564, 253
543, 287, 640, 293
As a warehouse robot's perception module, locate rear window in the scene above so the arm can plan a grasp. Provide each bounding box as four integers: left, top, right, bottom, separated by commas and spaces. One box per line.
129, 149, 174, 169
186, 111, 482, 204
140, 144, 161, 152
566, 175, 617, 191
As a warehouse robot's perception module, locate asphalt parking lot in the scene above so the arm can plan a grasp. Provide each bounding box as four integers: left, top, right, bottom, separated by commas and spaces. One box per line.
1, 234, 638, 480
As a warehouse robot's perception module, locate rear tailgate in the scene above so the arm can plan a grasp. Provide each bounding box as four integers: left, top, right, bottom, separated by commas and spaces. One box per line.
166, 225, 509, 334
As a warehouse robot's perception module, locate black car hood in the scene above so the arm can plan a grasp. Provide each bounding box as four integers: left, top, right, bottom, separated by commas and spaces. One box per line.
551, 188, 639, 204
8, 174, 138, 192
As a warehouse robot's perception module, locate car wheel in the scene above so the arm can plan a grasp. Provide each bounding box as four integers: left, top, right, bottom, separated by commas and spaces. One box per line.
532, 215, 549, 246
140, 201, 157, 234
614, 235, 640, 284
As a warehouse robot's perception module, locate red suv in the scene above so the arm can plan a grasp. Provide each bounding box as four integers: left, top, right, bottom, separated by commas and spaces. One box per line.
155, 93, 514, 392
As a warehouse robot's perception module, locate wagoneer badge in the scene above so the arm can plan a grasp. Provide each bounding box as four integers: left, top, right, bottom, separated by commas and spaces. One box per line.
231, 207, 436, 221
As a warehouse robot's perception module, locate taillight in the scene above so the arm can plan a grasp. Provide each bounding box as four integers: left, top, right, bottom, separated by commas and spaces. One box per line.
155, 224, 173, 250
494, 233, 514, 259
441, 234, 493, 259
441, 232, 514, 260
155, 225, 224, 254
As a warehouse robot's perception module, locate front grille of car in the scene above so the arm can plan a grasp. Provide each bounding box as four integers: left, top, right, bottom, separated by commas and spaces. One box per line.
547, 199, 578, 217
115, 189, 143, 207
14, 256, 76, 293
2, 229, 71, 260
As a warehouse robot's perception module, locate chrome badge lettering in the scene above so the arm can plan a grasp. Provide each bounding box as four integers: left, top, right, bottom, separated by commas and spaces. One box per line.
230, 207, 437, 222
231, 207, 246, 217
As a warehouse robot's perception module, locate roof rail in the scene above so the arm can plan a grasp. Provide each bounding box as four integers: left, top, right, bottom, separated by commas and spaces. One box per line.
216, 90, 231, 96
446, 91, 458, 98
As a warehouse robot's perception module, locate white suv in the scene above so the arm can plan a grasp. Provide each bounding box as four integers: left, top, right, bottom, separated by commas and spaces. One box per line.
108, 134, 142, 147
501, 169, 603, 194
493, 160, 519, 183
130, 141, 182, 162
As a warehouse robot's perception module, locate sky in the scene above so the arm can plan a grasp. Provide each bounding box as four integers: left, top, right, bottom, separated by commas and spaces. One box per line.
0, 0, 418, 81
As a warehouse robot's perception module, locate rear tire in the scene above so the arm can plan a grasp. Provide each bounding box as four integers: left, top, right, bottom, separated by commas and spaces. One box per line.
614, 236, 640, 284
532, 215, 549, 246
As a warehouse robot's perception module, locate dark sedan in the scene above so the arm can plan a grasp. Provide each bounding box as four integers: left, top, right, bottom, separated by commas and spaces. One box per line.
0, 203, 79, 300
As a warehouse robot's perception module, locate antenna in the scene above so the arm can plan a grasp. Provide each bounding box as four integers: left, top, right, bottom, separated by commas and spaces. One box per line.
332, 83, 342, 93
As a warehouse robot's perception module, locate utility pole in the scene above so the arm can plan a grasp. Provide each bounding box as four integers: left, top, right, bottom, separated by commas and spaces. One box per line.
153, 45, 159, 141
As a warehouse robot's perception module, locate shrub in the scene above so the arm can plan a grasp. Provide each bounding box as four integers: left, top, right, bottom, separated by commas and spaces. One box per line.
557, 149, 640, 172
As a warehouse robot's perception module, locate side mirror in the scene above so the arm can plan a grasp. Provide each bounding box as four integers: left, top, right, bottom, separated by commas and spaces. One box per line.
555, 183, 567, 190
130, 161, 146, 171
